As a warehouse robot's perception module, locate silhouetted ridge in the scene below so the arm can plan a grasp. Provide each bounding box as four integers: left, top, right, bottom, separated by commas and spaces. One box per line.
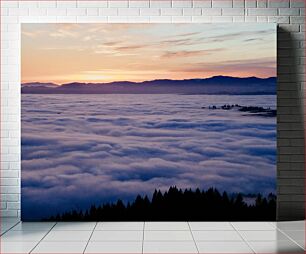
21, 82, 58, 88
45, 187, 276, 221
21, 76, 276, 95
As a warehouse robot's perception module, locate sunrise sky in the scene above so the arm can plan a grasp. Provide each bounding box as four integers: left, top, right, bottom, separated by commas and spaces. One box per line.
21, 23, 276, 84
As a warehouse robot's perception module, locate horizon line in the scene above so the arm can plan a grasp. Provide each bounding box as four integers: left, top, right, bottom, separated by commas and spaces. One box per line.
21, 75, 277, 86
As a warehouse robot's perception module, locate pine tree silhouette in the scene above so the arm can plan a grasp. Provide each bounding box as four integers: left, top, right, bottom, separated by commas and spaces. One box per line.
46, 186, 276, 221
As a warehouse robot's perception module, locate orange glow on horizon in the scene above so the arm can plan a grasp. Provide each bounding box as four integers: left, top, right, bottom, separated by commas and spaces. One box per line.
21, 24, 276, 84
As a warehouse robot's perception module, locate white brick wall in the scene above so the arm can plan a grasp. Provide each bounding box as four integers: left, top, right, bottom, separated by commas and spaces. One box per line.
0, 0, 305, 220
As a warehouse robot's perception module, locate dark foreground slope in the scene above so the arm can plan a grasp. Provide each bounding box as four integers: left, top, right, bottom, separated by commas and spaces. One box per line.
44, 187, 276, 221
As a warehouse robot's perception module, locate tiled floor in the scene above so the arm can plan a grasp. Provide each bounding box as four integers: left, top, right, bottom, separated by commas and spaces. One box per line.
0, 219, 304, 253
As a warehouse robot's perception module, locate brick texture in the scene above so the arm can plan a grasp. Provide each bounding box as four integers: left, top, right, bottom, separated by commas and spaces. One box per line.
0, 0, 305, 220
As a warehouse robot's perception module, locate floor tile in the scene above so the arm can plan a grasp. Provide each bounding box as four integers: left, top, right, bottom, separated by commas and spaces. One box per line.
296, 240, 305, 250
43, 230, 92, 242
197, 241, 253, 253
1, 221, 21, 229
52, 222, 96, 231
281, 230, 305, 249
1, 229, 8, 235
1, 241, 37, 253
193, 230, 243, 241
1, 221, 21, 234
1, 230, 47, 242
239, 230, 291, 241
85, 241, 142, 253
189, 222, 234, 231
95, 222, 144, 231
11, 222, 55, 231
90, 230, 143, 241
232, 222, 276, 231
145, 222, 190, 231
282, 230, 305, 241
1, 226, 16, 235
32, 241, 87, 253
143, 241, 198, 253
145, 230, 193, 241
276, 221, 305, 231
249, 240, 305, 253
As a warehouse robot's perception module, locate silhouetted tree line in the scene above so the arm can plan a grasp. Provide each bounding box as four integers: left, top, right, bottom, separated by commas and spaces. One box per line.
207, 104, 276, 117
46, 186, 276, 221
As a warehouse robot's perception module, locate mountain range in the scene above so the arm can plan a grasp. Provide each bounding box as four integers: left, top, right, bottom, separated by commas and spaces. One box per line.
21, 76, 276, 95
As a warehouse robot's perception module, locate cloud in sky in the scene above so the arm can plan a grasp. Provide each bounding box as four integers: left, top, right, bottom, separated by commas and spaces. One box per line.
161, 48, 224, 59
198, 28, 274, 43
114, 45, 148, 51
21, 23, 276, 84
171, 57, 276, 77
21, 93, 276, 219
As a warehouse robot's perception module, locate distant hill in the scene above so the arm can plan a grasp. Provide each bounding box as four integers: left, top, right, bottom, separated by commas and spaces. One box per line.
21, 82, 58, 88
21, 76, 276, 95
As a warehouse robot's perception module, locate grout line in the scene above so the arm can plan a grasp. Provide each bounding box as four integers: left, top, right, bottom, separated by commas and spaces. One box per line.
276, 227, 305, 251
142, 229, 191, 231
93, 229, 147, 231
142, 221, 145, 254
268, 221, 277, 229
0, 220, 21, 236
29, 222, 57, 254
83, 222, 98, 254
230, 222, 256, 254
187, 222, 200, 254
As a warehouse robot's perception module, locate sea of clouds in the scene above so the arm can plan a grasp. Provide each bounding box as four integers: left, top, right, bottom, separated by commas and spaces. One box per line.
21, 94, 276, 220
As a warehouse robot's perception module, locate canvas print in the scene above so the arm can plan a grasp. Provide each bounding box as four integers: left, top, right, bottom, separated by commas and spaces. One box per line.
21, 24, 277, 221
